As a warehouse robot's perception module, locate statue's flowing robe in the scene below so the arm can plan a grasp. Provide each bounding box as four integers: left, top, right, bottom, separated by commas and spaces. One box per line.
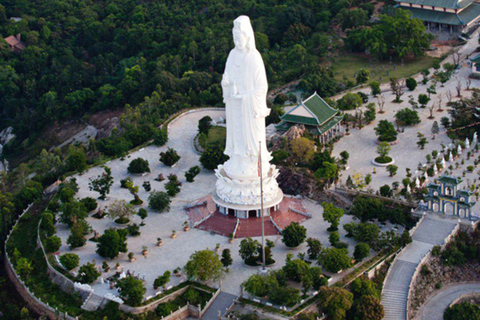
223, 49, 271, 163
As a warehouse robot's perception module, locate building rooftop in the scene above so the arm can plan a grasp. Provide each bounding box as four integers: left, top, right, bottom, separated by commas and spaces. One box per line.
400, 3, 480, 25
280, 92, 339, 126
396, 0, 475, 10
4, 34, 26, 51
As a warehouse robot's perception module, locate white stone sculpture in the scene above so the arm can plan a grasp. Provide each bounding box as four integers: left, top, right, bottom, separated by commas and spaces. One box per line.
433, 163, 438, 174
214, 16, 282, 207
458, 144, 462, 155
473, 132, 478, 146
449, 151, 453, 162
466, 138, 470, 149
415, 177, 420, 188
406, 185, 411, 193
441, 157, 446, 169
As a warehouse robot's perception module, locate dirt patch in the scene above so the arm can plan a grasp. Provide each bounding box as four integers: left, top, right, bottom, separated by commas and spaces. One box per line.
427, 39, 460, 58
86, 108, 123, 139
43, 120, 86, 148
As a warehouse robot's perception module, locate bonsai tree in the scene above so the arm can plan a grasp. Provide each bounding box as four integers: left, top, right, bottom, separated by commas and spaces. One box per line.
148, 190, 171, 212
390, 78, 404, 103
239, 237, 260, 264
374, 120, 397, 142
153, 271, 171, 290
322, 202, 344, 231
125, 180, 142, 205
76, 262, 100, 284
116, 276, 146, 307
185, 166, 201, 182
59, 253, 79, 270
376, 142, 392, 163
165, 174, 182, 197
418, 93, 430, 108
88, 166, 114, 200
160, 148, 181, 167
127, 158, 150, 174
386, 165, 398, 177
137, 208, 148, 225
417, 132, 428, 149
80, 197, 98, 212
96, 228, 128, 259
281, 222, 307, 248
107, 199, 135, 224
184, 249, 224, 281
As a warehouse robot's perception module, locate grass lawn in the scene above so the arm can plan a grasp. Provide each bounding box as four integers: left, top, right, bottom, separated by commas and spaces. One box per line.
198, 126, 226, 149
331, 53, 439, 84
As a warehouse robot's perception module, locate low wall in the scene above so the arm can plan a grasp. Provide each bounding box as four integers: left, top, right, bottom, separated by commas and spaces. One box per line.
119, 285, 190, 314
449, 291, 480, 307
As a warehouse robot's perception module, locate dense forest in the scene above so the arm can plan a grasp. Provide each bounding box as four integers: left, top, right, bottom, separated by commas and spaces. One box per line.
0, 0, 431, 163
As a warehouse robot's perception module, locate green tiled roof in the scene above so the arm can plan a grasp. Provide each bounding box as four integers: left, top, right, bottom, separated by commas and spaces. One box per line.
428, 183, 441, 191
281, 114, 319, 126
471, 53, 480, 63
438, 175, 462, 185
318, 115, 344, 134
396, 0, 474, 9
401, 3, 480, 25
303, 93, 339, 125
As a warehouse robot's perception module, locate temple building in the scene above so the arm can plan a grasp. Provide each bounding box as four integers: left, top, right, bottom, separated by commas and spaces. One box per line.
276, 92, 343, 144
470, 53, 480, 75
4, 34, 26, 52
426, 175, 475, 219
395, 0, 480, 34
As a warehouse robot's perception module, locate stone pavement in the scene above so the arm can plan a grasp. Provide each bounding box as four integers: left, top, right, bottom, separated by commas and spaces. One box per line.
381, 215, 458, 320
413, 282, 480, 320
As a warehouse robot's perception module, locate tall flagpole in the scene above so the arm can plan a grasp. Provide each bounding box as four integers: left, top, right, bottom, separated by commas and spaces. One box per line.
259, 141, 266, 272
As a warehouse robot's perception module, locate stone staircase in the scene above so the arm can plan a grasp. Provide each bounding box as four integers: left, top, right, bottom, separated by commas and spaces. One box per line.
381, 216, 458, 320
81, 293, 104, 311
201, 291, 237, 320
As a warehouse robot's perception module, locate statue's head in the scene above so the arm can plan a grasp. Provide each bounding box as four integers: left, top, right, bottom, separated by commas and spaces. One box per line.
233, 16, 255, 51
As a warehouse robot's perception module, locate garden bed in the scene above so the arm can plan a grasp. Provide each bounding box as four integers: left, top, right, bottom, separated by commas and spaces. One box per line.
372, 157, 395, 167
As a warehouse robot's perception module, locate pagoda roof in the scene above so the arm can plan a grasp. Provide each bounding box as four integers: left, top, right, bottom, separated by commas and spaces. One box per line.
396, 0, 474, 10
401, 3, 480, 25
471, 53, 480, 63
438, 175, 462, 185
281, 92, 339, 126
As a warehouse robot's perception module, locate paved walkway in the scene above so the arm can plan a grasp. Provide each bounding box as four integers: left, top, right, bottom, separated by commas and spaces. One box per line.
381, 215, 458, 320
201, 291, 237, 320
413, 282, 480, 320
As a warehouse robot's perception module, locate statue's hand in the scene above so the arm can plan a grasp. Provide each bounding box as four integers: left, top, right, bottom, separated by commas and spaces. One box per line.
222, 73, 230, 86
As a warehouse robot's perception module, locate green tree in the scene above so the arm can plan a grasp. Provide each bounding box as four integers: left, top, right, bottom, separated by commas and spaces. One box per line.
160, 148, 181, 167
67, 221, 88, 248
354, 223, 380, 246
405, 77, 417, 91
77, 262, 100, 284
154, 128, 168, 146
337, 92, 363, 110
200, 145, 229, 170
376, 142, 391, 162
281, 222, 307, 248
127, 158, 150, 174
364, 103, 376, 124
387, 164, 398, 177
375, 120, 397, 142
154, 271, 171, 290
148, 190, 171, 212
379, 184, 392, 197
318, 287, 353, 320
444, 301, 480, 320
88, 166, 114, 200
107, 199, 135, 224
290, 137, 315, 164
221, 249, 233, 269
417, 132, 428, 149
185, 166, 201, 182
418, 93, 430, 108
198, 116, 212, 135
116, 276, 146, 307
96, 228, 128, 259
44, 235, 61, 253
65, 146, 87, 172
322, 202, 344, 231
239, 237, 260, 262
356, 68, 370, 85
370, 81, 381, 97
354, 243, 370, 261
431, 121, 439, 136
184, 250, 224, 281
306, 237, 322, 260
319, 248, 352, 273
16, 258, 33, 281
352, 295, 384, 320
59, 253, 79, 270
395, 108, 421, 126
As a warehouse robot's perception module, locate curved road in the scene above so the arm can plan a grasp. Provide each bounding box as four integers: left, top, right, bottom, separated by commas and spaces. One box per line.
413, 283, 480, 320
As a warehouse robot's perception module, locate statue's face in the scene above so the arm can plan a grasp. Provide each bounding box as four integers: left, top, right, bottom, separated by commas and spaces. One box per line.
233, 29, 248, 50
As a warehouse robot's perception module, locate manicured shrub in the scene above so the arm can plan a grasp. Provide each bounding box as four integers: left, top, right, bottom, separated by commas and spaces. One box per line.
128, 158, 150, 174
282, 222, 307, 248
59, 253, 79, 270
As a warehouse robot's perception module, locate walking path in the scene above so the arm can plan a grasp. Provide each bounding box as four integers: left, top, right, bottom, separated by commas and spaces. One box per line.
413, 282, 480, 320
381, 215, 458, 320
201, 292, 237, 320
